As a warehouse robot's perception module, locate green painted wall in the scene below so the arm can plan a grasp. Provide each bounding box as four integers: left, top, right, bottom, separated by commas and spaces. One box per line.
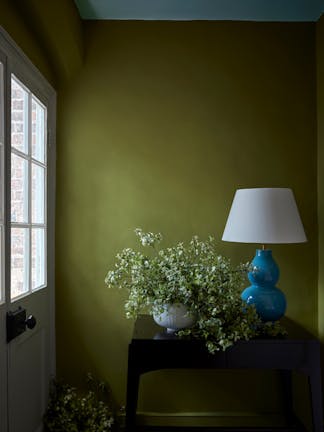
317, 16, 324, 343
0, 0, 83, 87
0, 1, 320, 421
0, 0, 54, 84
12, 0, 83, 86
56, 21, 317, 414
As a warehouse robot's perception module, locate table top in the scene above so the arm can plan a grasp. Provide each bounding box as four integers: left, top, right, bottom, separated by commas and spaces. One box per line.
131, 315, 317, 344
127, 316, 322, 432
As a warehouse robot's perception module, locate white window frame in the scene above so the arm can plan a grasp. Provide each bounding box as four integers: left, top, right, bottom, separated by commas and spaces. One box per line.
0, 28, 56, 308
10, 75, 48, 301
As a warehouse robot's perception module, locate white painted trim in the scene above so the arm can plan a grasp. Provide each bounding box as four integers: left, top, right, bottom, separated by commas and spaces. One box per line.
0, 25, 56, 431
0, 57, 5, 305
47, 90, 56, 379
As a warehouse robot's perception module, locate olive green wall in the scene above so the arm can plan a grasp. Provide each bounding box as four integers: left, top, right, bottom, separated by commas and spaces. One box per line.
0, 1, 320, 421
317, 16, 324, 342
0, 0, 83, 87
56, 21, 317, 414
0, 0, 54, 84
12, 0, 83, 86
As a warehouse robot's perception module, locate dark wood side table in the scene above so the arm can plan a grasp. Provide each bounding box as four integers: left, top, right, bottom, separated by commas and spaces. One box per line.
125, 315, 323, 431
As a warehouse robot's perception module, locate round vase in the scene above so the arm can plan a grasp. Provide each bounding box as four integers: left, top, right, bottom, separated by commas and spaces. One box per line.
242, 249, 286, 322
153, 303, 195, 333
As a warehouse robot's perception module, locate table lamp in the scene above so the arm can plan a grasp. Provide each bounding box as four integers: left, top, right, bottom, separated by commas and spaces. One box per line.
222, 188, 307, 322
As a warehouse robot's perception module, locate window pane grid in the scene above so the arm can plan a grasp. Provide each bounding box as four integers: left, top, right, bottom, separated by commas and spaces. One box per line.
11, 146, 47, 169
10, 75, 47, 300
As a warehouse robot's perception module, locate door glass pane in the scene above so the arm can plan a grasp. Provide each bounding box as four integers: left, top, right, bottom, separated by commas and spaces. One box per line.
10, 74, 48, 299
11, 228, 29, 299
11, 78, 28, 154
32, 98, 45, 163
32, 228, 45, 290
32, 164, 45, 224
11, 154, 28, 223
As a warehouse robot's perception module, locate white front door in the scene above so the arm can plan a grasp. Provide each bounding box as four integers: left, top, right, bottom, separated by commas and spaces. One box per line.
0, 28, 56, 432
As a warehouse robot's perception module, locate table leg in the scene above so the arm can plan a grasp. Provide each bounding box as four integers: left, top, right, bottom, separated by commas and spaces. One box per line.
280, 370, 294, 422
308, 372, 323, 431
125, 350, 140, 432
308, 345, 323, 432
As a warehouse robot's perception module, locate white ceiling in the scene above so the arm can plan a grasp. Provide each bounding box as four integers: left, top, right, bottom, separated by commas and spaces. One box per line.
74, 0, 324, 21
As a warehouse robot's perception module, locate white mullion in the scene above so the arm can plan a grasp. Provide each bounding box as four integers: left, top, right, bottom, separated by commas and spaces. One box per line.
11, 148, 46, 170
11, 147, 29, 161
30, 157, 46, 169
12, 222, 45, 229
27, 88, 32, 293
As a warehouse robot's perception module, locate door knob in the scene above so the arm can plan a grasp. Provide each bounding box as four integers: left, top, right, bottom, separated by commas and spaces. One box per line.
25, 315, 36, 329
7, 307, 37, 342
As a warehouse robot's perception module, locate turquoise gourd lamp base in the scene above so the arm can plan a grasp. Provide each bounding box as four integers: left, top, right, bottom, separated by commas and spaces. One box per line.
241, 249, 286, 322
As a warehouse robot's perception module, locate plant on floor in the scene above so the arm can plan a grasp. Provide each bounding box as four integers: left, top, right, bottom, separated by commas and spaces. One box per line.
43, 373, 115, 432
105, 229, 285, 353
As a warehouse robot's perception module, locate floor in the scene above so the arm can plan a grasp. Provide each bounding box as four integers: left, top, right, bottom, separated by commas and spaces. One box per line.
131, 426, 307, 432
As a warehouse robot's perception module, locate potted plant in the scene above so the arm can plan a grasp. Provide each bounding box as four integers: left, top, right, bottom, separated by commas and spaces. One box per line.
105, 229, 284, 353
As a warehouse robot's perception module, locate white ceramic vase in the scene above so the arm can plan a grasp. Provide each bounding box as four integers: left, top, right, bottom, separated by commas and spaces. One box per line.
152, 303, 195, 333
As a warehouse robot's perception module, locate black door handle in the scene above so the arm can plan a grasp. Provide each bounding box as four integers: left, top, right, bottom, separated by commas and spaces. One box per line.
7, 307, 37, 342
25, 315, 36, 329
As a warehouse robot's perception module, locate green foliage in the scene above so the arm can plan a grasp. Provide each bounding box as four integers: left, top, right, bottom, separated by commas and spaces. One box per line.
105, 229, 286, 353
43, 374, 115, 432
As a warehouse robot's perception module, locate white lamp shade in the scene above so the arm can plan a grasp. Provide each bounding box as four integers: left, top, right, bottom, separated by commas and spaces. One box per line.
222, 188, 307, 244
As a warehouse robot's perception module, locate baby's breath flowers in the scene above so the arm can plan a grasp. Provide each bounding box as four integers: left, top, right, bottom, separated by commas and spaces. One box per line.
106, 229, 285, 354
43, 374, 115, 431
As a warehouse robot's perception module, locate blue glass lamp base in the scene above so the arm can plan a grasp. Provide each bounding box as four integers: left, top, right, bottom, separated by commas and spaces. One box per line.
242, 285, 286, 322
242, 249, 286, 322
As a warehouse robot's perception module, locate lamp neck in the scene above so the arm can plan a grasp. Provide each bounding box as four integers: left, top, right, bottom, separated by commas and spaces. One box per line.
255, 248, 273, 258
